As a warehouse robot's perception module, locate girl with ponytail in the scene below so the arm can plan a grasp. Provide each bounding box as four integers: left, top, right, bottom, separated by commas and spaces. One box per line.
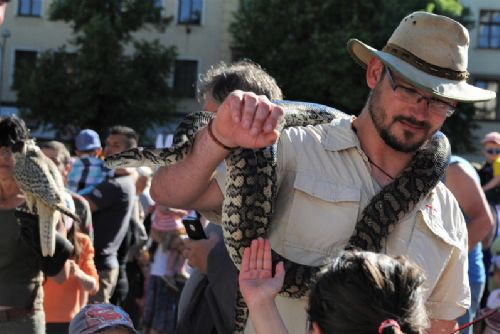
239, 238, 428, 334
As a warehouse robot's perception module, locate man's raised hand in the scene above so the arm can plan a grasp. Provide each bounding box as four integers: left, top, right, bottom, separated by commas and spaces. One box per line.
212, 90, 284, 149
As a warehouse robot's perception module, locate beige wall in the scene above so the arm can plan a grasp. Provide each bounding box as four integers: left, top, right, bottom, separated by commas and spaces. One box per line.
1, 1, 73, 103
462, 0, 500, 73
0, 0, 238, 115
134, 0, 239, 114
457, 0, 500, 160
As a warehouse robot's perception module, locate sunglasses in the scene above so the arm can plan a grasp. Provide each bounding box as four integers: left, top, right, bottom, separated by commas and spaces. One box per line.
485, 148, 500, 155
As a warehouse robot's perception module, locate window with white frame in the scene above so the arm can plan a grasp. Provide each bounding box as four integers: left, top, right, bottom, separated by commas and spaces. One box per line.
479, 10, 500, 49
178, 0, 202, 25
18, 0, 42, 17
473, 79, 499, 120
173, 60, 198, 98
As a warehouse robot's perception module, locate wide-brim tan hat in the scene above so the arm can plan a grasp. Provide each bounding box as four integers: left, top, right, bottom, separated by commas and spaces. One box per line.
347, 11, 496, 103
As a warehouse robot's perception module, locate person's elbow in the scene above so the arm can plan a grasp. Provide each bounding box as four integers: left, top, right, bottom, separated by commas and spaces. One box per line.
149, 180, 177, 206
484, 210, 495, 235
149, 181, 161, 203
150, 177, 193, 208
475, 210, 495, 242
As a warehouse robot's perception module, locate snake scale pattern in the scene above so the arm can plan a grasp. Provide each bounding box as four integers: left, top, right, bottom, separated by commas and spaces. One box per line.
105, 101, 450, 333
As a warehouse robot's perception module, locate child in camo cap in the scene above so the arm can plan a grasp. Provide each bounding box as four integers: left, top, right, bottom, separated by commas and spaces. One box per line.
69, 303, 138, 334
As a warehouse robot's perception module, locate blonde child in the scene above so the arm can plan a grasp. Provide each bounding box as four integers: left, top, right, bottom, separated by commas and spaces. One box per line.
151, 205, 189, 290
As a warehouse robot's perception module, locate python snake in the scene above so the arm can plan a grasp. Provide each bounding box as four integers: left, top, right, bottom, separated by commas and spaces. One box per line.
105, 101, 450, 333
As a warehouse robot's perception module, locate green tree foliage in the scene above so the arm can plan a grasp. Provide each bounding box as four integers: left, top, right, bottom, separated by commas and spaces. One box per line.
230, 0, 476, 152
14, 0, 177, 139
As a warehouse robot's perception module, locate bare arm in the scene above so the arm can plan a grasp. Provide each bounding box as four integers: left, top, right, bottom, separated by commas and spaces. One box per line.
446, 163, 494, 250
482, 207, 497, 249
159, 206, 190, 217
427, 319, 457, 334
482, 175, 500, 192
150, 129, 229, 211
150, 90, 284, 211
239, 238, 287, 334
70, 260, 98, 294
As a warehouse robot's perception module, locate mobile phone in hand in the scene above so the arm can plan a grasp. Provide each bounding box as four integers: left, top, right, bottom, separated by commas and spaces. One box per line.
182, 217, 207, 240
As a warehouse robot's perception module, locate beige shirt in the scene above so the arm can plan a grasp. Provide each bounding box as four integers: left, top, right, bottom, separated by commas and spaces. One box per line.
216, 118, 470, 332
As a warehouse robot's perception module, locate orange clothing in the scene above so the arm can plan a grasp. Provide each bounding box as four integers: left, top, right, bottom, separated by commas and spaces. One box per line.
44, 233, 99, 323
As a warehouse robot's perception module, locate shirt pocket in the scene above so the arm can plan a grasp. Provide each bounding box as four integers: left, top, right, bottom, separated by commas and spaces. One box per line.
404, 209, 458, 300
282, 171, 361, 265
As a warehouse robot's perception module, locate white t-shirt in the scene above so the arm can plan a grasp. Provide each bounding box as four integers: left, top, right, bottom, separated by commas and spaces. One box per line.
150, 247, 169, 277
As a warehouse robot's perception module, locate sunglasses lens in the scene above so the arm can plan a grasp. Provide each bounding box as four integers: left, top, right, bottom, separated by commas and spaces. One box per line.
487, 149, 500, 154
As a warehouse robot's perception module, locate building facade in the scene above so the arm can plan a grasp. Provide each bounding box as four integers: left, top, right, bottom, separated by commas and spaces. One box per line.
0, 0, 238, 128
0, 1, 498, 156
461, 0, 500, 160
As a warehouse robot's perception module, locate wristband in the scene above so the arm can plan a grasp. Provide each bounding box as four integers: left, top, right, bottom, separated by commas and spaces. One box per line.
207, 119, 237, 151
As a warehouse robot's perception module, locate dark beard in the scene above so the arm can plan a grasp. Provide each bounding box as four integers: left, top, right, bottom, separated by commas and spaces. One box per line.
368, 90, 431, 153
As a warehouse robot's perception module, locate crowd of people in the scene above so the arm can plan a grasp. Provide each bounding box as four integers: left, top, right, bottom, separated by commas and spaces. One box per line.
2, 2, 500, 334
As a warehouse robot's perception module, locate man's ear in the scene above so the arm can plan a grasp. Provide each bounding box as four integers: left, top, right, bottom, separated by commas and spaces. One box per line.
366, 57, 385, 89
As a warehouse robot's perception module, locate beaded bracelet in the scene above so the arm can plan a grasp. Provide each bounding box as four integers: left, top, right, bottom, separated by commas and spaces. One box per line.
207, 119, 237, 150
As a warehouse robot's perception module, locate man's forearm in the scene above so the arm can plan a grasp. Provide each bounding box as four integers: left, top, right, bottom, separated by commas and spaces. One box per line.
150, 127, 228, 208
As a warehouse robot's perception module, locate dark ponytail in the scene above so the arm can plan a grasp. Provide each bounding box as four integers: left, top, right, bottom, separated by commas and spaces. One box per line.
307, 251, 428, 334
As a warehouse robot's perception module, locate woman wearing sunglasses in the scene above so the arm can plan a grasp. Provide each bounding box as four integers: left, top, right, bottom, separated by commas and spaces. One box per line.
478, 132, 500, 205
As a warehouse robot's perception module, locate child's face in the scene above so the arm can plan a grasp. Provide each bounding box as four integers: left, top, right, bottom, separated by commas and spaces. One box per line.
483, 142, 500, 163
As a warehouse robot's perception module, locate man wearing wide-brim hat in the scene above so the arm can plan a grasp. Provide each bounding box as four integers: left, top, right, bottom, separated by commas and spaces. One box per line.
150, 11, 496, 334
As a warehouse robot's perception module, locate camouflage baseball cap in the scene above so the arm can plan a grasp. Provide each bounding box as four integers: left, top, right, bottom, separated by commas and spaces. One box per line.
69, 303, 139, 334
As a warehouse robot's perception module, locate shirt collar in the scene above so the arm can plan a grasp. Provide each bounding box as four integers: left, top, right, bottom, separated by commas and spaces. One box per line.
322, 116, 360, 152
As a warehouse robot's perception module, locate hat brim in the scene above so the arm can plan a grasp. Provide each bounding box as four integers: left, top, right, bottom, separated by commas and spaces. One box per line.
93, 324, 140, 334
77, 145, 100, 151
347, 38, 496, 103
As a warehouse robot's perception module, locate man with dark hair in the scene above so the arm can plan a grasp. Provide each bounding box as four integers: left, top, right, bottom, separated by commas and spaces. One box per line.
103, 126, 147, 328
151, 12, 496, 334
106, 126, 139, 156
197, 60, 283, 112
177, 60, 283, 334
86, 126, 137, 303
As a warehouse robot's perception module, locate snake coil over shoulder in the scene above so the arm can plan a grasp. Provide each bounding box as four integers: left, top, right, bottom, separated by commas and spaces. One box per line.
104, 101, 450, 333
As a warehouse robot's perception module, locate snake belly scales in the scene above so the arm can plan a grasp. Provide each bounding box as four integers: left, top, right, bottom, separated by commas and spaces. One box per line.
104, 101, 450, 333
